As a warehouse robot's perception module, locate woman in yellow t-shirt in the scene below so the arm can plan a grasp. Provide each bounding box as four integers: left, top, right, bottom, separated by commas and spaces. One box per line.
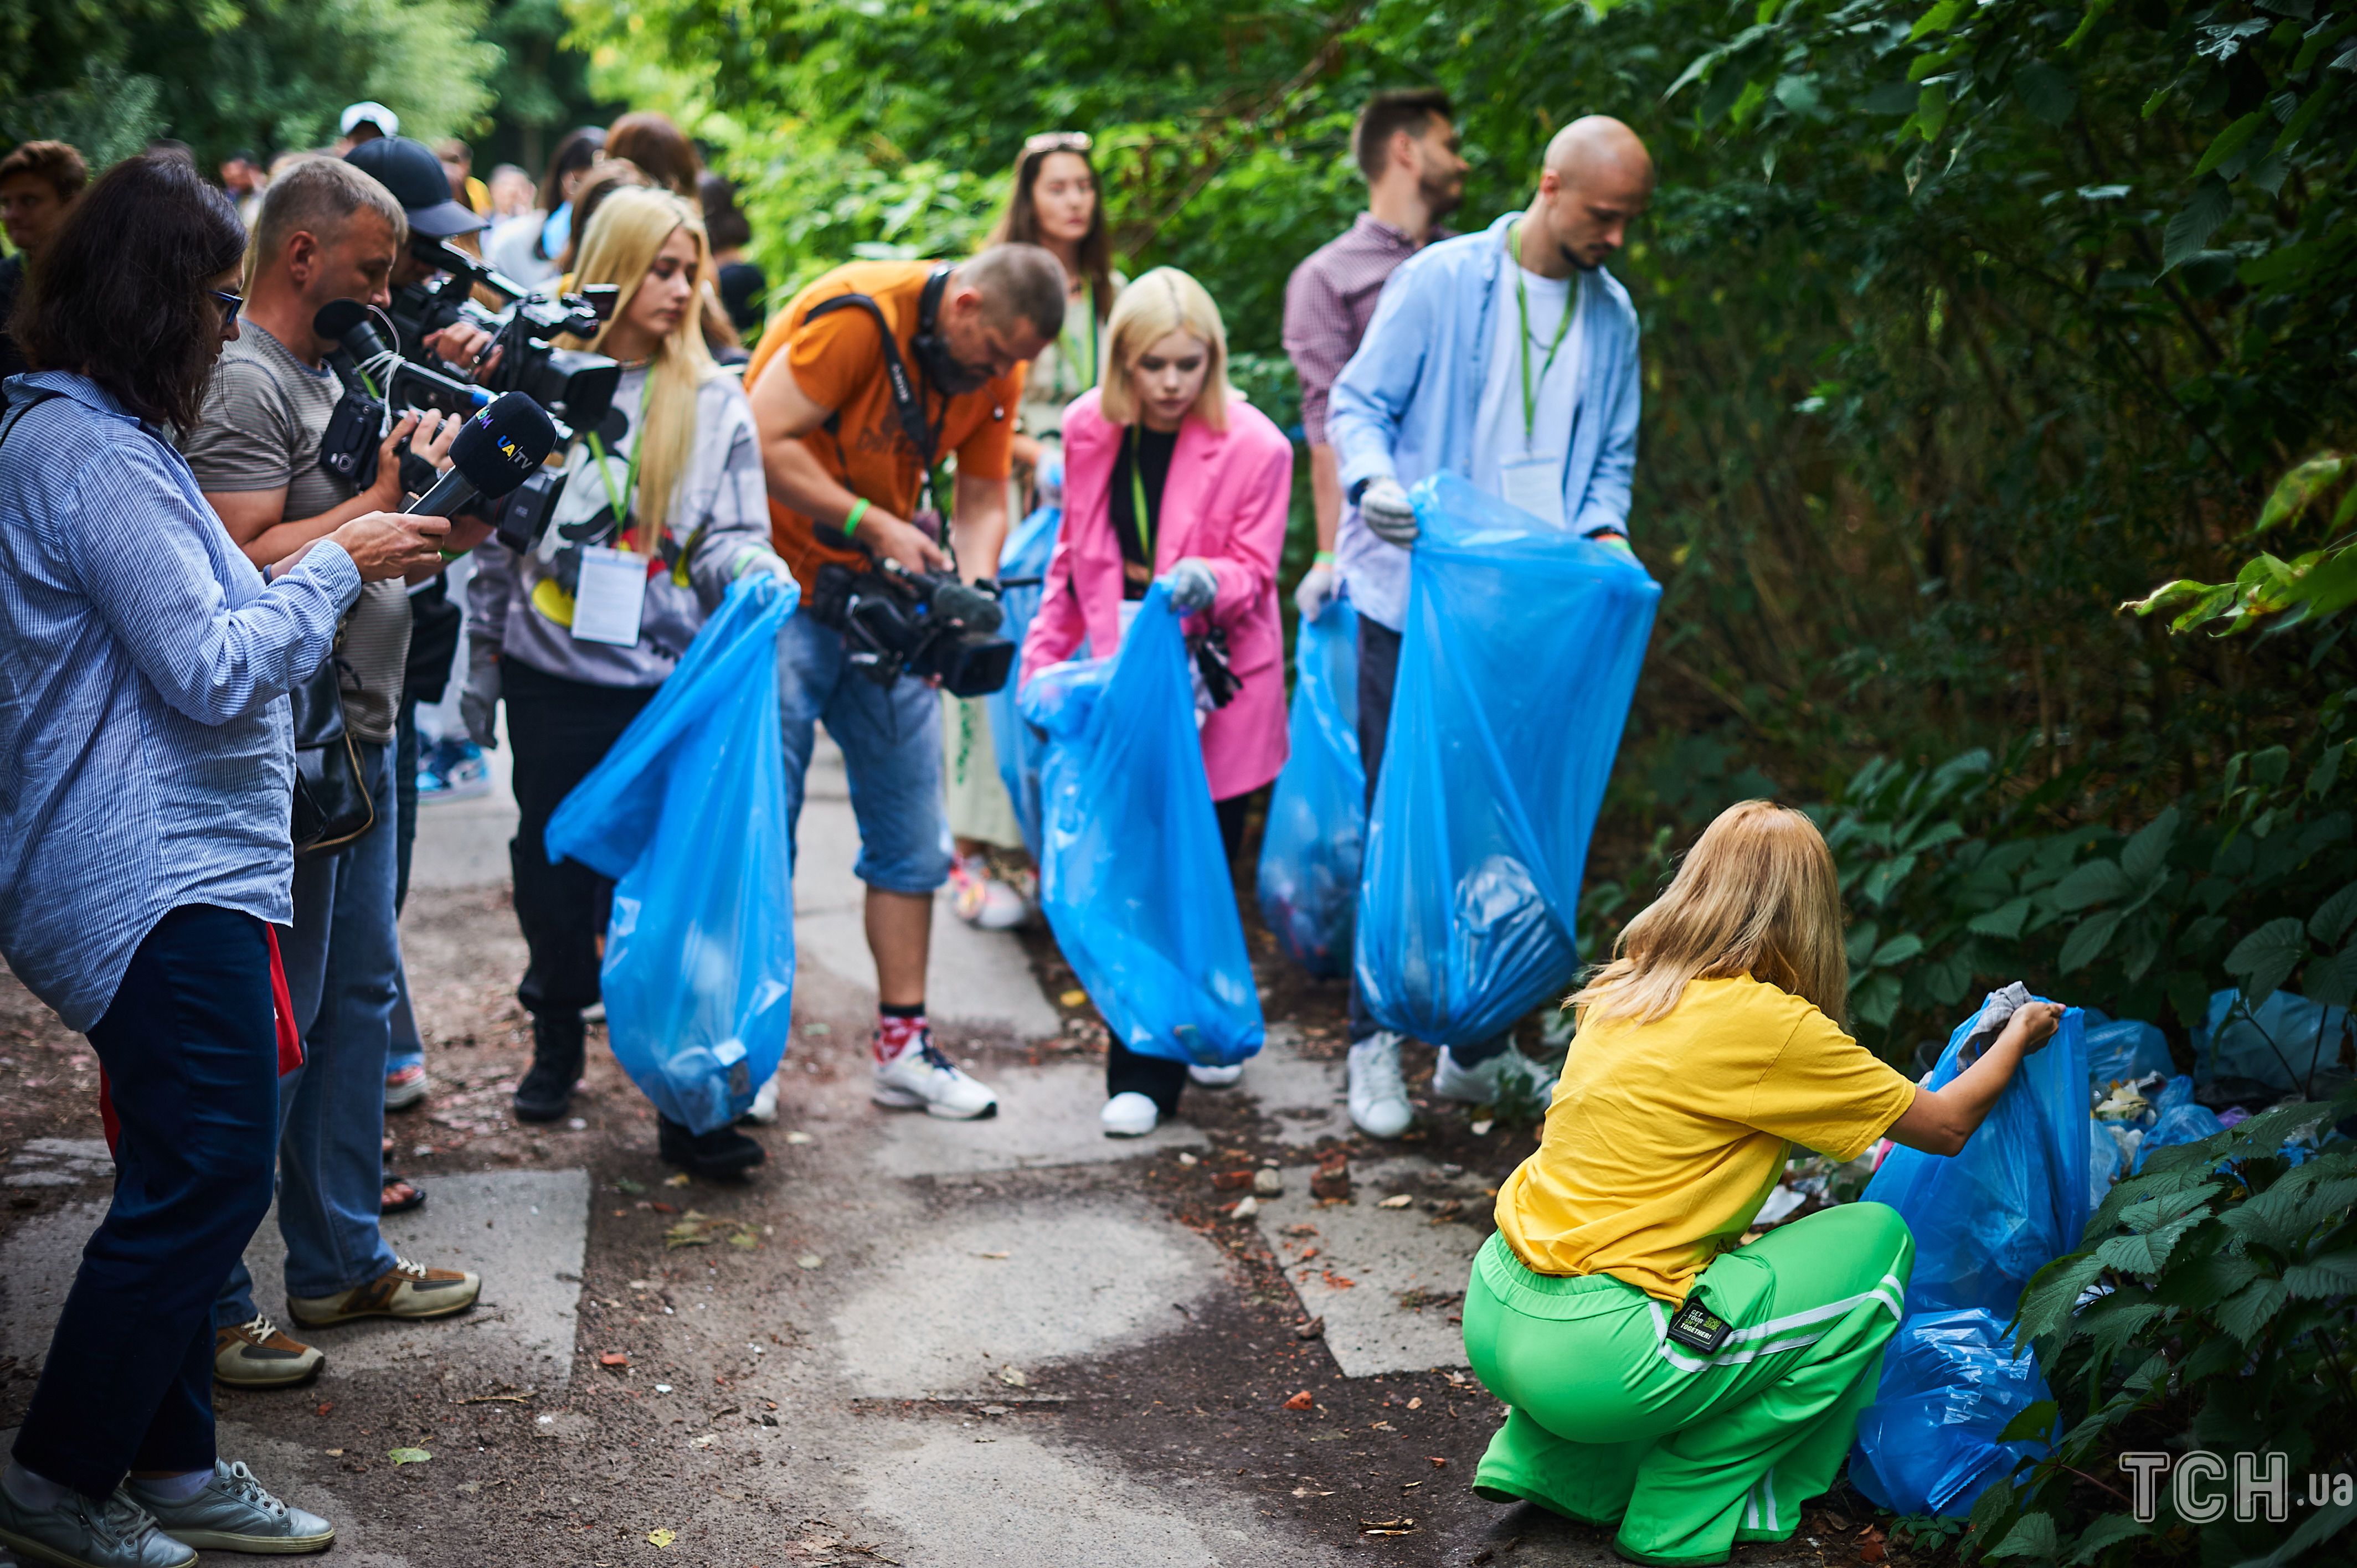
1465, 800, 2061, 1566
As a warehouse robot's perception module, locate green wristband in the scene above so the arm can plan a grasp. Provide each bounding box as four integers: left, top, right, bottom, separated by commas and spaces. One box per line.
1312, 550, 1335, 566
842, 498, 869, 539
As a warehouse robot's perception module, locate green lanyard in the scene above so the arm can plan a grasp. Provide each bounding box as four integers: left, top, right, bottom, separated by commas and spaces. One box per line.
1126, 424, 1155, 565
1057, 303, 1099, 396
583, 381, 653, 548
1506, 219, 1576, 447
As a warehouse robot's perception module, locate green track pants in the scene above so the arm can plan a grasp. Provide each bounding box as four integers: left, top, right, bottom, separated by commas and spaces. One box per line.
1462, 1203, 1913, 1566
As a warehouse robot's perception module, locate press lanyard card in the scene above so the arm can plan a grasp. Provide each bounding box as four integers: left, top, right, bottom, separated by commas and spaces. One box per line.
1499, 453, 1566, 528
1666, 1299, 1734, 1354
570, 546, 648, 647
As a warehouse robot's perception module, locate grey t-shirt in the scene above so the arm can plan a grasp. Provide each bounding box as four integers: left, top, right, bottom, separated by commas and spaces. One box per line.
182, 321, 411, 742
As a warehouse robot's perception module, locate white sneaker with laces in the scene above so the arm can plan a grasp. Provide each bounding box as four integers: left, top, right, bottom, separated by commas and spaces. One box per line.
1347, 1032, 1413, 1139
872, 1031, 999, 1120
1186, 1062, 1243, 1088
1432, 1043, 1558, 1106
741, 1069, 782, 1125
1100, 1091, 1160, 1137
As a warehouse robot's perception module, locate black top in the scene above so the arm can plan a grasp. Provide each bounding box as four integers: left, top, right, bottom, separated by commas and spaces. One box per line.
1108, 424, 1177, 601
0, 255, 27, 382
717, 260, 769, 337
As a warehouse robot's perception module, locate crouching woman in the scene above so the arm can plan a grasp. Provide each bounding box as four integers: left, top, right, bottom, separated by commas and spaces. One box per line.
1464, 800, 2060, 1565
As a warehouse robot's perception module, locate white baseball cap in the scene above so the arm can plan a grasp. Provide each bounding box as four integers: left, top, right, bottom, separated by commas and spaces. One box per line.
338, 101, 400, 138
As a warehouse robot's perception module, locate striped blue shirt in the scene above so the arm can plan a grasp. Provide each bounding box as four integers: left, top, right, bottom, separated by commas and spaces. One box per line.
0, 371, 362, 1031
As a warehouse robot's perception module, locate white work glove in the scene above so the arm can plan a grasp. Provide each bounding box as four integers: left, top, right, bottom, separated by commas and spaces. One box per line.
1358, 477, 1418, 547
1293, 560, 1338, 620
732, 547, 794, 581
1035, 445, 1065, 509
1161, 558, 1218, 612
461, 651, 500, 751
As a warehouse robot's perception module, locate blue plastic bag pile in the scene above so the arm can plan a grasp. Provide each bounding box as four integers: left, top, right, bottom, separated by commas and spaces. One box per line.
987, 502, 1062, 858
545, 576, 799, 1133
1022, 584, 1264, 1068
1352, 474, 1659, 1044
1255, 596, 1363, 978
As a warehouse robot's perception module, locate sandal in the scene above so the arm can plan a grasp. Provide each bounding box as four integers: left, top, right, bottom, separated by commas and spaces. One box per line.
381, 1176, 426, 1215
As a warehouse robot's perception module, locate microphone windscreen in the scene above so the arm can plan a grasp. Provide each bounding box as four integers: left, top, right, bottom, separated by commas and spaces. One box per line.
312, 299, 369, 342
447, 393, 558, 501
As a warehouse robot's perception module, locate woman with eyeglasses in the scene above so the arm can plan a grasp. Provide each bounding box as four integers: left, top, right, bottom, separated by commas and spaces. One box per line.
0, 152, 445, 1564
461, 187, 788, 1178
1018, 267, 1291, 1138
940, 131, 1129, 932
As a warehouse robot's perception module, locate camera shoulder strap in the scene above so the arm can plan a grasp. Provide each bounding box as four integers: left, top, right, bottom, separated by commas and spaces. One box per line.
802, 287, 946, 483
0, 388, 63, 451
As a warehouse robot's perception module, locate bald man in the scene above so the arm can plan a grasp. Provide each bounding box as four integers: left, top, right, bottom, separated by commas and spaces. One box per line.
1324, 116, 1654, 1139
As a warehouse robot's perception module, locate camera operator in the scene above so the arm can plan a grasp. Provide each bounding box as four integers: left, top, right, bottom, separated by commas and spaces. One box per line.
461, 188, 786, 1176
346, 136, 503, 381
179, 155, 487, 1395
0, 151, 444, 1566
744, 243, 1065, 1121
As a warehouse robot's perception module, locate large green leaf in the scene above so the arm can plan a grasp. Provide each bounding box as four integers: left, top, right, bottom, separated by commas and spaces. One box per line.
2162, 177, 2236, 272
2212, 1276, 2291, 1344
2282, 1249, 2357, 1299
1985, 1513, 2060, 1561
2050, 859, 2132, 911
2058, 909, 2126, 973
2225, 916, 2308, 1003
1970, 897, 2035, 939
2065, 1515, 2151, 1566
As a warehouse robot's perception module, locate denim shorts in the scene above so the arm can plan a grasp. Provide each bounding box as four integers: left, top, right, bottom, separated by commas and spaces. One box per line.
775, 610, 954, 895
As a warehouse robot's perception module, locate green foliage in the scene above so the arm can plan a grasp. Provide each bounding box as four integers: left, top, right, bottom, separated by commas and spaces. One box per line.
2130, 457, 2357, 637
1993, 1093, 2357, 1568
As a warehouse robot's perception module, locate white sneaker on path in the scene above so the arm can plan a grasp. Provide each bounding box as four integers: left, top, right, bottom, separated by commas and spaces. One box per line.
1348, 1032, 1413, 1139
1100, 1092, 1159, 1137
872, 1031, 1000, 1120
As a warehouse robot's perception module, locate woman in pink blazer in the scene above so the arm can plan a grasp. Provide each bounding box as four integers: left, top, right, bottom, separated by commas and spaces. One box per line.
1018, 266, 1293, 1137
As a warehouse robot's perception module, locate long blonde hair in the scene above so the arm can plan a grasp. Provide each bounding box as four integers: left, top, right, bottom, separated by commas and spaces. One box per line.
562, 187, 722, 543
1567, 801, 1850, 1028
1098, 266, 1232, 432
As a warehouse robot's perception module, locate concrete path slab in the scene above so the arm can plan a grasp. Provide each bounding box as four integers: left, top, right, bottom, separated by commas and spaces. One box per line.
870, 1057, 1207, 1177
0, 1169, 588, 1393
1238, 1025, 1350, 1147
406, 709, 517, 892
795, 731, 1062, 1041
828, 1195, 1226, 1397
1253, 1157, 1490, 1376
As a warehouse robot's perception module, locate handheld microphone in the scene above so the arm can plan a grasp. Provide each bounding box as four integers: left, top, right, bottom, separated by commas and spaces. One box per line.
407, 393, 559, 518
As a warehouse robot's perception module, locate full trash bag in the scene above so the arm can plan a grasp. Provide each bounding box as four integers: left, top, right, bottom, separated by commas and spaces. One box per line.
987, 502, 1062, 857
1864, 989, 2092, 1317
2134, 1076, 2225, 1171
1849, 1308, 2055, 1518
2086, 1017, 2174, 1092
1353, 474, 1659, 1045
1022, 583, 1264, 1067
1257, 596, 1363, 977
544, 576, 798, 1133
2193, 987, 2353, 1091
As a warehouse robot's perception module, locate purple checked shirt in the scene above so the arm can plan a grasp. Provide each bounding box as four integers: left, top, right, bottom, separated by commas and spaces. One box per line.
1282, 213, 1450, 446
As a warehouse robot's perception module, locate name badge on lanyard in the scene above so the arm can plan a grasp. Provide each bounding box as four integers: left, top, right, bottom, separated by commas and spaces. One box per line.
1499, 453, 1566, 528
571, 546, 648, 646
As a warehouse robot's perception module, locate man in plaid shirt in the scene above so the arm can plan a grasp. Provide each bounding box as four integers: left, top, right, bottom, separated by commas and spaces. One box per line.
1282, 88, 1465, 624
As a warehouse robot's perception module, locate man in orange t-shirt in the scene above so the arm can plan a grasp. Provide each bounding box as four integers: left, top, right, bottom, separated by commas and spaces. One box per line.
745, 244, 1064, 1122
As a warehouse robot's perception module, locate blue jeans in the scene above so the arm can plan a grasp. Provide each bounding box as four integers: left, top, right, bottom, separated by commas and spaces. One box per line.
775, 612, 953, 895
19, 905, 279, 1498
217, 739, 402, 1322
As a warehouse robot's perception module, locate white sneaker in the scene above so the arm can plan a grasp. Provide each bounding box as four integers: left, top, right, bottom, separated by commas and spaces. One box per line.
1432, 1043, 1558, 1107
1100, 1091, 1160, 1137
949, 855, 1034, 931
872, 1031, 999, 1120
1348, 1032, 1414, 1139
1186, 1062, 1243, 1089
740, 1069, 783, 1125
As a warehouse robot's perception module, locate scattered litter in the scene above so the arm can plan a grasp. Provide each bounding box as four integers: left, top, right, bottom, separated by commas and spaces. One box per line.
616, 1178, 647, 1195
1252, 1168, 1285, 1196
1229, 1196, 1260, 1219
1211, 1169, 1254, 1190
459, 1390, 537, 1405
1428, 1455, 1447, 1467
1360, 1516, 1418, 1536
598, 1353, 630, 1369
664, 1210, 759, 1250
976, 1251, 1011, 1260
1753, 1184, 1805, 1227
387, 1448, 430, 1466
785, 1132, 814, 1145
654, 1384, 673, 1394
1176, 1152, 1198, 1167
1282, 1223, 1319, 1237
1377, 1193, 1414, 1209
1320, 1269, 1357, 1290
1294, 1317, 1325, 1340
1438, 1163, 1465, 1178
663, 1172, 692, 1188
1283, 1390, 1314, 1410
324, 1448, 343, 1457
647, 1528, 676, 1548
1292, 1486, 1334, 1498
568, 1118, 586, 1130
536, 1416, 554, 1426
1406, 1397, 1423, 1410
999, 1366, 1030, 1388
796, 1254, 823, 1270
1371, 1420, 1396, 1431
689, 1435, 715, 1449
1058, 989, 1088, 1007
1469, 1120, 1494, 1136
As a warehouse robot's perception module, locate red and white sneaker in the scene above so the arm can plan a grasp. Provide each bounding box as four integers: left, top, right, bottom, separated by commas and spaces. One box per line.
872, 1028, 999, 1120
948, 854, 1033, 931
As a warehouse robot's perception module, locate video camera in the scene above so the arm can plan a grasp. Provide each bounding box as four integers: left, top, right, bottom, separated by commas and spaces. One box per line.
808, 558, 1016, 699
386, 237, 623, 431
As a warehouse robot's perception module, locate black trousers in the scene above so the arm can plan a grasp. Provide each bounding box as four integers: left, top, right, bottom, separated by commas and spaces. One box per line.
16, 906, 279, 1498
1105, 791, 1253, 1113
504, 659, 657, 1022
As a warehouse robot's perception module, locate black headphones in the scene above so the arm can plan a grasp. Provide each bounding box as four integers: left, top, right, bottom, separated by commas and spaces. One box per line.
909, 264, 990, 396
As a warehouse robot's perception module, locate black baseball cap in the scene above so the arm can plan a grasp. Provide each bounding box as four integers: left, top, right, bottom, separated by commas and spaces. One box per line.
345, 135, 483, 239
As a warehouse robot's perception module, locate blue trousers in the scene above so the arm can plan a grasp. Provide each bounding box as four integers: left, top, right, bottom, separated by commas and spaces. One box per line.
775, 612, 953, 895
217, 739, 400, 1323
16, 905, 279, 1499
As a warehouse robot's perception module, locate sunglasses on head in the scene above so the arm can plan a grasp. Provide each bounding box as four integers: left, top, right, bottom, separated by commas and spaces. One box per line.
209, 288, 243, 324
1023, 131, 1093, 157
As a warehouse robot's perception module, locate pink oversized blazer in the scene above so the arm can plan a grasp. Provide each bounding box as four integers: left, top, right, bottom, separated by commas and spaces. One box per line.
1017, 386, 1293, 800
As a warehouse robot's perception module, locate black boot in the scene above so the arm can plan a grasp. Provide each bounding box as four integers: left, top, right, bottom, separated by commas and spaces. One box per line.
657, 1116, 766, 1180
512, 1011, 585, 1123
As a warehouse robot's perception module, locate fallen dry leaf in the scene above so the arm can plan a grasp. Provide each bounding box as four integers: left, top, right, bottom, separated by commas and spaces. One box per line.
387, 1448, 431, 1466
1058, 989, 1088, 1007
795, 1254, 823, 1270
1406, 1397, 1423, 1410
784, 1131, 813, 1144
999, 1366, 1029, 1388
688, 1435, 716, 1449
976, 1251, 1010, 1260
1378, 1194, 1414, 1209
1282, 1390, 1314, 1411
647, 1528, 676, 1548
1469, 1119, 1495, 1136
599, 1352, 630, 1368
1428, 1456, 1448, 1467
663, 1172, 691, 1188
1293, 1317, 1325, 1340
1321, 1270, 1357, 1289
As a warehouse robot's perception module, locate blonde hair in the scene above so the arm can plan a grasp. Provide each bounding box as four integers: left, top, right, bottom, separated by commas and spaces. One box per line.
562, 187, 722, 544
1567, 801, 1850, 1028
1098, 266, 1232, 432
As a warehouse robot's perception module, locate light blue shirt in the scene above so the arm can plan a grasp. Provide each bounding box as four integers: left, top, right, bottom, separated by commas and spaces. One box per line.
1326, 212, 1643, 632
0, 371, 361, 1030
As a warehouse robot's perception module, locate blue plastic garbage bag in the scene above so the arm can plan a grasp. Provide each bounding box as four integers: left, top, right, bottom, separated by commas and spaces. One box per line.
1849, 1308, 2055, 1518
2086, 1017, 2174, 1093
1864, 992, 2092, 1317
1257, 596, 1363, 977
2086, 1119, 2123, 1208
1022, 583, 1264, 1067
544, 576, 799, 1133
2193, 987, 2353, 1091
987, 502, 1062, 857
1352, 474, 1659, 1045
2134, 1076, 2225, 1171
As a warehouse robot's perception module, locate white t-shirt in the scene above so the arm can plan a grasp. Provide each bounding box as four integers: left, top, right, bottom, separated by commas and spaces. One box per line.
1469, 264, 1582, 528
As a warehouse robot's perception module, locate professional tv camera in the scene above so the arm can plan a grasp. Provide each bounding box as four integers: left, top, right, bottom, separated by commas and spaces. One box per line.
388, 235, 622, 425
808, 556, 1016, 699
